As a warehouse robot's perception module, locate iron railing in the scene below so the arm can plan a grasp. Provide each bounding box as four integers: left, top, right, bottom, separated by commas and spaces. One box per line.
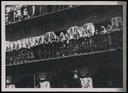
6, 31, 123, 66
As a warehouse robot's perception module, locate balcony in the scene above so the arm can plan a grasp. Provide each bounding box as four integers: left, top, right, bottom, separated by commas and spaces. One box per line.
6, 31, 123, 67
6, 5, 79, 27
6, 5, 122, 28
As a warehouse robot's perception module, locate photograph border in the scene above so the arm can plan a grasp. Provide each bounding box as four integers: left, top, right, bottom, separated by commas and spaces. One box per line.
1, 1, 127, 92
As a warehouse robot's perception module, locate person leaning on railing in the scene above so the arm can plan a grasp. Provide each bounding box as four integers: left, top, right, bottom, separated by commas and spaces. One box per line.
27, 5, 33, 18
39, 35, 45, 59
55, 36, 60, 57
14, 6, 22, 21
64, 32, 70, 56
66, 26, 76, 55
24, 6, 30, 19
59, 32, 66, 57
32, 36, 39, 60
81, 23, 95, 52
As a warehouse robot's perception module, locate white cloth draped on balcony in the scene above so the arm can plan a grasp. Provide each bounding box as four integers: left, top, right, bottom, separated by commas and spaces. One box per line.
66, 26, 81, 40
82, 23, 95, 37
59, 32, 66, 42
44, 31, 57, 43
5, 16, 123, 51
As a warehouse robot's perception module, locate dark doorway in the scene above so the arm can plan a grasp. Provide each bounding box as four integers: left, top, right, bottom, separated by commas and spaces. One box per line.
50, 71, 81, 88
15, 73, 34, 88
93, 67, 123, 88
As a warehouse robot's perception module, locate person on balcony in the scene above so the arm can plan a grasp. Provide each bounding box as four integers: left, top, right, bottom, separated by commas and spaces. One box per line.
27, 5, 33, 18
106, 24, 112, 33
8, 8, 14, 23
59, 32, 66, 56
15, 6, 22, 21
99, 26, 108, 35
48, 32, 57, 58
23, 6, 29, 20
31, 5, 35, 16
82, 23, 96, 52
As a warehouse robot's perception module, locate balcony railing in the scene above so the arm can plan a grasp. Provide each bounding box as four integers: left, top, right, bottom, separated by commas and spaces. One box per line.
6, 31, 123, 66
5, 5, 78, 26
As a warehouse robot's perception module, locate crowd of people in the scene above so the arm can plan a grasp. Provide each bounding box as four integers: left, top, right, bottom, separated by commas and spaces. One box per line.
6, 16, 123, 65
5, 5, 73, 24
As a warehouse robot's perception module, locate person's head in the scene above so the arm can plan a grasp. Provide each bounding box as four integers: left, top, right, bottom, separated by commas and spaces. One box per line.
38, 72, 48, 81
55, 36, 60, 42
79, 67, 90, 77
107, 24, 112, 32
95, 29, 99, 35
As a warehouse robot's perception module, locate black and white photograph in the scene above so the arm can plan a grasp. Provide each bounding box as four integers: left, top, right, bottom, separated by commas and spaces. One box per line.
1, 1, 127, 92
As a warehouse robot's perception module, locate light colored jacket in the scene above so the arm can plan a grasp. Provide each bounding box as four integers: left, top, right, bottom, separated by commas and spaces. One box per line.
80, 77, 93, 88
39, 81, 50, 88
